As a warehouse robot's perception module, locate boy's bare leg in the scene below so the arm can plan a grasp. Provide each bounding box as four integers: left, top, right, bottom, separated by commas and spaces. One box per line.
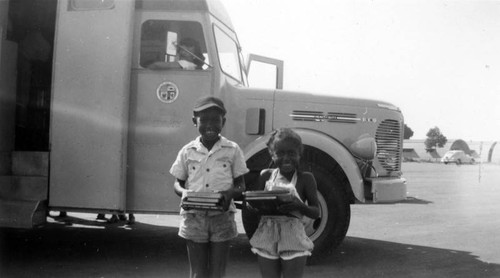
281, 256, 307, 278
257, 256, 281, 278
209, 241, 230, 278
186, 240, 209, 278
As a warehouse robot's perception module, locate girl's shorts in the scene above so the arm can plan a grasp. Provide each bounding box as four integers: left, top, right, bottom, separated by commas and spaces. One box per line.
250, 215, 314, 260
179, 211, 238, 243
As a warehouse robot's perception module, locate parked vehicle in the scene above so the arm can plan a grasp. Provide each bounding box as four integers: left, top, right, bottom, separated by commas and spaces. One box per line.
0, 0, 407, 259
441, 150, 475, 165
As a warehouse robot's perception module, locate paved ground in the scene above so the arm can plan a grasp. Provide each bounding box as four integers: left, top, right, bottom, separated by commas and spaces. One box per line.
1, 162, 500, 277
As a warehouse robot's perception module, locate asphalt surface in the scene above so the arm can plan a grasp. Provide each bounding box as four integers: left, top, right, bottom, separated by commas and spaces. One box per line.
1, 162, 500, 277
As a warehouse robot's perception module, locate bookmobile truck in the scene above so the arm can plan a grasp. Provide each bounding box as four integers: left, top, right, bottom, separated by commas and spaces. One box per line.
0, 0, 406, 259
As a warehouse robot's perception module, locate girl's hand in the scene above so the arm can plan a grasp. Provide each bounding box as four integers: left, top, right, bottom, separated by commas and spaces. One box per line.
244, 202, 259, 213
277, 196, 304, 213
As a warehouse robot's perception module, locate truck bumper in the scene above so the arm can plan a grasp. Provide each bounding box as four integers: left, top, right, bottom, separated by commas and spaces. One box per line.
369, 177, 407, 203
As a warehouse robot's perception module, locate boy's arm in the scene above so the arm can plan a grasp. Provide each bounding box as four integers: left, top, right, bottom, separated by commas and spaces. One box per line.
173, 178, 188, 198
220, 175, 246, 210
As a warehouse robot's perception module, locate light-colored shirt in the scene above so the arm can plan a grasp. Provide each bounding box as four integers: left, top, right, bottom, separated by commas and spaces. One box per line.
170, 136, 249, 213
178, 59, 197, 70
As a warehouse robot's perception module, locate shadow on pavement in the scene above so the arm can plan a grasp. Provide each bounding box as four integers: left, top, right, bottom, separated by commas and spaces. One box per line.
1, 215, 499, 278
308, 236, 500, 278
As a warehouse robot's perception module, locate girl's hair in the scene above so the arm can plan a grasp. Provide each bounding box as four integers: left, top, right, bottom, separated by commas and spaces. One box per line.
266, 128, 304, 155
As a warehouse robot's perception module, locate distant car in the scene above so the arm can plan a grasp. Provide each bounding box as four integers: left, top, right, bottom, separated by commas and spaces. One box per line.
441, 150, 475, 165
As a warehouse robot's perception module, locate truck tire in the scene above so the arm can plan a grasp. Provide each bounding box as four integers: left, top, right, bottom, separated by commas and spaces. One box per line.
305, 164, 351, 263
241, 163, 351, 263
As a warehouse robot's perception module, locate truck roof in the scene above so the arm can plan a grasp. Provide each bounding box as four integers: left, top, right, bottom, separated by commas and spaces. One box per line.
136, 0, 234, 30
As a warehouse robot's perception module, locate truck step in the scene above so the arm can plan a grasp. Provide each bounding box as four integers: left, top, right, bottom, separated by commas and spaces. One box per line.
12, 152, 49, 177
0, 176, 48, 201
0, 199, 47, 228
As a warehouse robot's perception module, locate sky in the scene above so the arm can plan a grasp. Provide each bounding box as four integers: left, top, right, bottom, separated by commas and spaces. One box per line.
221, 0, 500, 141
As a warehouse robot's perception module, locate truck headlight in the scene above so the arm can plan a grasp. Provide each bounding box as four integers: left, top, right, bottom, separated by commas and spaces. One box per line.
350, 133, 377, 160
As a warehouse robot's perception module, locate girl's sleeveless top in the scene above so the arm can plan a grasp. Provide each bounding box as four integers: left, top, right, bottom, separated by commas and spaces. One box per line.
265, 169, 303, 219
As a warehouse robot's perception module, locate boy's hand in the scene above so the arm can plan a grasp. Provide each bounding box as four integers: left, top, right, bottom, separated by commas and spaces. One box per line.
181, 189, 193, 201
219, 190, 232, 211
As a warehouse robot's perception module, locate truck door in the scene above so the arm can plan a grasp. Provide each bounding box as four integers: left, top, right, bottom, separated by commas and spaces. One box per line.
127, 13, 213, 213
49, 0, 134, 210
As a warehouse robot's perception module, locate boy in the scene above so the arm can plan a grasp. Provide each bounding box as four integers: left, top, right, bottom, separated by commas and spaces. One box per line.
170, 96, 248, 278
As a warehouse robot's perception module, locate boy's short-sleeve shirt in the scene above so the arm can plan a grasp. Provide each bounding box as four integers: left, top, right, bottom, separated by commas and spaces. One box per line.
170, 136, 249, 212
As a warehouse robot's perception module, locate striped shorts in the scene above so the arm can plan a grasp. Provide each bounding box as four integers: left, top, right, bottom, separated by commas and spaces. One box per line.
250, 215, 314, 260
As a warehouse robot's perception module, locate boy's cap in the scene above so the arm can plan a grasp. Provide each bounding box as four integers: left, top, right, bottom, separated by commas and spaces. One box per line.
193, 96, 226, 115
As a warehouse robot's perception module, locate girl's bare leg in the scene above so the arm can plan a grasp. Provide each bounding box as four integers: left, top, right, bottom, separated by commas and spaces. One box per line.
281, 256, 307, 278
257, 255, 281, 278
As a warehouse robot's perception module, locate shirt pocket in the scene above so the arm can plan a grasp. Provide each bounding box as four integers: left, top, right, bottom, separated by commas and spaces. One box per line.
186, 153, 203, 176
214, 157, 233, 183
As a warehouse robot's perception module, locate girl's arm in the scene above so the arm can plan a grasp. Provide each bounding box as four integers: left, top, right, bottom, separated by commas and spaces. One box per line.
278, 172, 320, 219
301, 173, 320, 219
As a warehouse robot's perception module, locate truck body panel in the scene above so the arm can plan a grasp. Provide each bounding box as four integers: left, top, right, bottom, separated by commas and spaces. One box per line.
49, 0, 134, 210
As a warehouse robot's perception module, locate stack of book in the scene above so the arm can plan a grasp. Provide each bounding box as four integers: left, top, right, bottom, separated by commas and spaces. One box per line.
181, 191, 224, 211
244, 189, 293, 215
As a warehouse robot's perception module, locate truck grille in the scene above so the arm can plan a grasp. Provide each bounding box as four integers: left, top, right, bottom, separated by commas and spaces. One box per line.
375, 119, 402, 173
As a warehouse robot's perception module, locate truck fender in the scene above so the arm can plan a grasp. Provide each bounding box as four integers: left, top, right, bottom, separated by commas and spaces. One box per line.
243, 128, 365, 202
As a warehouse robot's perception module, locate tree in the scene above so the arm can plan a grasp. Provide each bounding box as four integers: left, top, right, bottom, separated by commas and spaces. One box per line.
403, 124, 414, 139
424, 126, 447, 151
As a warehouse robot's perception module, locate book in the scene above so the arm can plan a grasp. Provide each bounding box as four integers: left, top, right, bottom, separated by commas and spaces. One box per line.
181, 200, 223, 211
185, 191, 222, 199
181, 191, 224, 211
185, 197, 221, 203
243, 190, 293, 215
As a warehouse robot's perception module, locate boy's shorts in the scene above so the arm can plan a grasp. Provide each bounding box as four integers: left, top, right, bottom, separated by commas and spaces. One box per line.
250, 216, 314, 260
179, 211, 238, 243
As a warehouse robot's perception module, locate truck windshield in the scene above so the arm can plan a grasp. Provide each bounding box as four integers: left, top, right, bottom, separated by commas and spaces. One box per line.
140, 20, 209, 70
213, 25, 243, 83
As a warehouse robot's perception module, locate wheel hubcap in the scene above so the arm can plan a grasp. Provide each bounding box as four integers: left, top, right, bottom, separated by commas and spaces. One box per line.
304, 191, 328, 241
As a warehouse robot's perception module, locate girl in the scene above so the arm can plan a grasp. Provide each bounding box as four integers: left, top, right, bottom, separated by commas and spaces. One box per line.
249, 128, 320, 278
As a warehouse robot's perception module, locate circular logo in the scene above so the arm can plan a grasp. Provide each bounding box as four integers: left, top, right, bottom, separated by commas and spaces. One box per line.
156, 81, 179, 103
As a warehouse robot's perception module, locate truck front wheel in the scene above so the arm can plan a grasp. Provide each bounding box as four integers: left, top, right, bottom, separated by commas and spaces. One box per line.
305, 164, 351, 263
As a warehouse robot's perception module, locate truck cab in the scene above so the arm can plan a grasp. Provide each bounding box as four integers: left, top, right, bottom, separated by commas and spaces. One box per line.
0, 0, 406, 259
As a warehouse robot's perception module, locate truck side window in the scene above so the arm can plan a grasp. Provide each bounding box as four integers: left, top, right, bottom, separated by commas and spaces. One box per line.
213, 25, 242, 82
140, 20, 208, 70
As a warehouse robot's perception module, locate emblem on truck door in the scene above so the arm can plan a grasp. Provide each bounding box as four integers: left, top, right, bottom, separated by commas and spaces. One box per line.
156, 81, 179, 103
